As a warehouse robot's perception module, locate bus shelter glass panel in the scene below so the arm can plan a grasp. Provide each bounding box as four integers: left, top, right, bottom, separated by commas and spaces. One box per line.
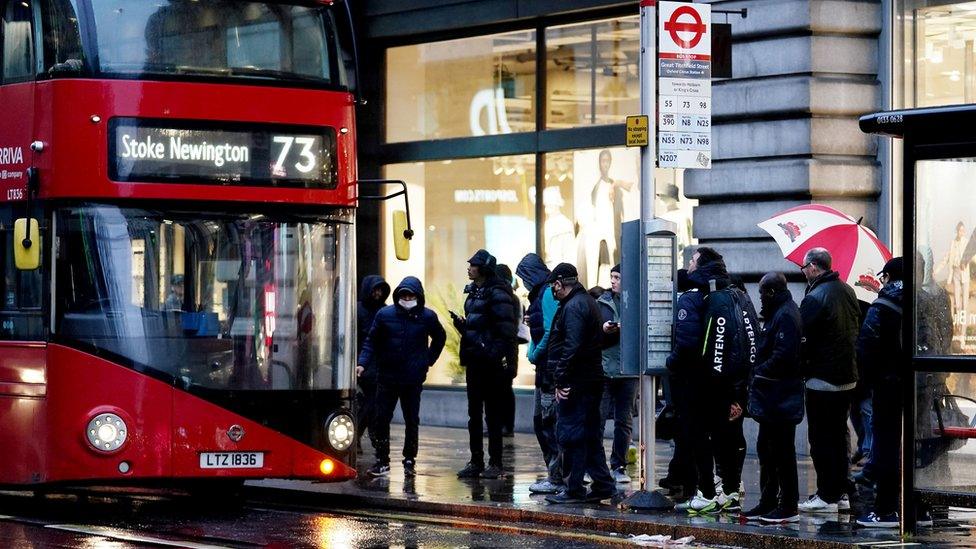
383, 156, 536, 387
545, 17, 640, 129
386, 30, 537, 142
915, 159, 976, 492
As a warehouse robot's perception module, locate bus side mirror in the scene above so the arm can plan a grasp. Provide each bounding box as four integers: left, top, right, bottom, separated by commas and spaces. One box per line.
14, 218, 40, 271
392, 210, 411, 261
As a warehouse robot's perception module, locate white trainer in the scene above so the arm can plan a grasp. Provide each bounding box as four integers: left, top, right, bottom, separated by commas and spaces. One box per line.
798, 494, 838, 514
718, 491, 741, 512
689, 493, 719, 513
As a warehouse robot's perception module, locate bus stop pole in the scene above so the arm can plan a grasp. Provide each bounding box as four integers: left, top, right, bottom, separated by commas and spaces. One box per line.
621, 0, 673, 511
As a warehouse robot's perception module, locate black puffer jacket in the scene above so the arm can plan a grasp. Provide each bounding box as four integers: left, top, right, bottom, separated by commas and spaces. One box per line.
799, 270, 860, 386
857, 281, 903, 386
358, 277, 446, 384
549, 284, 605, 389
460, 274, 519, 367
356, 275, 390, 380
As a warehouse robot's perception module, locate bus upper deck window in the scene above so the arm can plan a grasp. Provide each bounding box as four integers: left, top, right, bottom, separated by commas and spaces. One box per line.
40, 0, 84, 75
2, 0, 33, 82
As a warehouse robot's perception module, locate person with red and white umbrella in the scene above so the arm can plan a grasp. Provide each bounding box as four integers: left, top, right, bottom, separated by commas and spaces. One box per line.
759, 204, 891, 509
792, 247, 862, 513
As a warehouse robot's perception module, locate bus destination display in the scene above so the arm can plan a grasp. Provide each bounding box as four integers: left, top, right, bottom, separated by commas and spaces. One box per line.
110, 118, 336, 188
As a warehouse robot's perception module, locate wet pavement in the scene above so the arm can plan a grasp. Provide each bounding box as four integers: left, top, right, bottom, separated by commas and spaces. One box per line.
252, 424, 976, 548
0, 490, 634, 548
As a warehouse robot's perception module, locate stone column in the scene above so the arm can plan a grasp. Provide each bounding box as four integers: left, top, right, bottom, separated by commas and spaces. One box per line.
686, 0, 882, 278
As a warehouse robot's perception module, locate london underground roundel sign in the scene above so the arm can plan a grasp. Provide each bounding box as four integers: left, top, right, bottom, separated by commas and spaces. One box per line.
658, 1, 711, 59
664, 5, 706, 49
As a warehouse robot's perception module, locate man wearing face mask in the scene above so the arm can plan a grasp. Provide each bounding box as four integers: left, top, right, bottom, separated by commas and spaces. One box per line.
742, 272, 803, 523
359, 277, 446, 478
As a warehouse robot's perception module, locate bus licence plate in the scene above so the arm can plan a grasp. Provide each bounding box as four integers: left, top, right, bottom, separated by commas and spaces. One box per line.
199, 452, 264, 469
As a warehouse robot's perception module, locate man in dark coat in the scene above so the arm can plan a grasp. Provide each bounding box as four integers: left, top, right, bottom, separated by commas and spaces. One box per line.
543, 263, 616, 504
517, 253, 564, 494
855, 258, 913, 528
668, 247, 752, 514
454, 249, 519, 480
359, 277, 445, 478
356, 275, 390, 451
742, 272, 803, 523
797, 247, 860, 513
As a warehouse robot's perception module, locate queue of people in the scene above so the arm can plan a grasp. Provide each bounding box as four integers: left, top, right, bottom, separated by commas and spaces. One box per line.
353, 245, 934, 529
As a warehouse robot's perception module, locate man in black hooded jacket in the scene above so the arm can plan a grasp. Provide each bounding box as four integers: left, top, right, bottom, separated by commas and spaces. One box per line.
356, 275, 390, 451
359, 277, 445, 478
517, 253, 564, 494
454, 249, 519, 480
668, 247, 754, 514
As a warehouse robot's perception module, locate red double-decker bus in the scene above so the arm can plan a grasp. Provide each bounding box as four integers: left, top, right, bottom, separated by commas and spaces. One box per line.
0, 0, 362, 485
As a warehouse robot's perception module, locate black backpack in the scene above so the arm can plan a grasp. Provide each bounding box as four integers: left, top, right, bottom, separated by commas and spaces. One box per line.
701, 285, 759, 382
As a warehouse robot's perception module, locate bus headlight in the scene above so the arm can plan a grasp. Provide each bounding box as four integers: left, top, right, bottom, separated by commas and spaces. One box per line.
327, 414, 354, 452
86, 413, 128, 453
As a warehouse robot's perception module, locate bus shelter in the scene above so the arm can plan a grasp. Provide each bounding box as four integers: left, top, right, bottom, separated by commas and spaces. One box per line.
862, 105, 976, 533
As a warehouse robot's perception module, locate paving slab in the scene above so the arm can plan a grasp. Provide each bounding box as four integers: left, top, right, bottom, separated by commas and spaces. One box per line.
249, 425, 976, 548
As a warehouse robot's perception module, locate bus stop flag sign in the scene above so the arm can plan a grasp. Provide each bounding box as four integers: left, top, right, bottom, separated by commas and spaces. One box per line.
658, 1, 711, 169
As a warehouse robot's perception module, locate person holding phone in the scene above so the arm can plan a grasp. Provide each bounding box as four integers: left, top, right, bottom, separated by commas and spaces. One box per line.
597, 265, 637, 484
454, 249, 519, 480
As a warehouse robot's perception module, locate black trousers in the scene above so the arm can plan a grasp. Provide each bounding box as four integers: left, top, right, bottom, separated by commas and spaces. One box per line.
373, 382, 423, 464
557, 384, 615, 498
716, 414, 746, 492
872, 382, 902, 515
534, 387, 562, 482
689, 384, 743, 498
466, 365, 507, 467
356, 377, 378, 447
757, 421, 799, 511
805, 388, 852, 503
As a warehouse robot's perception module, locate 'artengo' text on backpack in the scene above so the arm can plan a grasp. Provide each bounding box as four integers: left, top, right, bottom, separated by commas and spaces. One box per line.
701, 285, 758, 381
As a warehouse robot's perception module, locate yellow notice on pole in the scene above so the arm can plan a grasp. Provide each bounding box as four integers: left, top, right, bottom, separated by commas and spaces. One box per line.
626, 115, 650, 147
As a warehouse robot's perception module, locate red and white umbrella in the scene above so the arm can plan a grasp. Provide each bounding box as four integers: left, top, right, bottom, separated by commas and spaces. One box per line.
758, 204, 893, 302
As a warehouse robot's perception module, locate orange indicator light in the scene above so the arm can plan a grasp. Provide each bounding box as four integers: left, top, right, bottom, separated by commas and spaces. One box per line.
320, 459, 335, 476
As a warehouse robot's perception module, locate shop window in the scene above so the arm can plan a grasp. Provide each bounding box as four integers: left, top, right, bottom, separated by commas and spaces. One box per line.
2, 0, 33, 82
901, 1, 976, 107
386, 30, 536, 142
545, 17, 639, 129
541, 147, 693, 289
383, 156, 536, 387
